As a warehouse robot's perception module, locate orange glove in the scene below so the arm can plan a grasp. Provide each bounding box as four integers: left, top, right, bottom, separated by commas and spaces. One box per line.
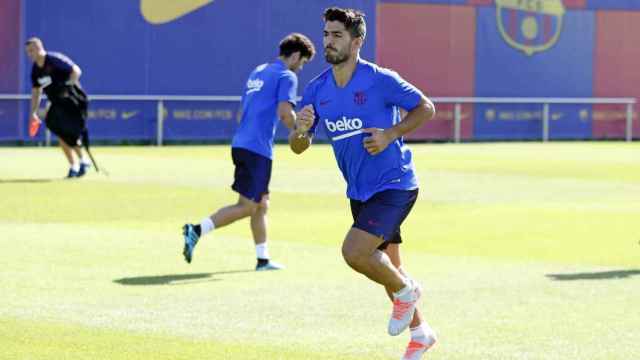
29, 114, 41, 138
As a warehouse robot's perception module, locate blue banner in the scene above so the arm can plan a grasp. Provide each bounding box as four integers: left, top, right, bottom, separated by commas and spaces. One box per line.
586, 0, 640, 10
0, 101, 22, 141
23, 0, 375, 96
163, 101, 237, 141
86, 101, 157, 141
474, 6, 594, 139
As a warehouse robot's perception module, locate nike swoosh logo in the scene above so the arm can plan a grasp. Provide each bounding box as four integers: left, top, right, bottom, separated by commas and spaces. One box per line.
319, 99, 331, 106
122, 111, 139, 120
141, 0, 215, 24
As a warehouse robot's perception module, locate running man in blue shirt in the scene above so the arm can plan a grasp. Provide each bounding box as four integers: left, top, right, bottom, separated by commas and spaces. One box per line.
183, 33, 315, 271
290, 8, 437, 360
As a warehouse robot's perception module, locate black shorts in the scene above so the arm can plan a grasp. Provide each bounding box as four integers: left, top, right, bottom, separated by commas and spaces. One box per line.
350, 189, 419, 250
45, 101, 86, 146
231, 147, 272, 203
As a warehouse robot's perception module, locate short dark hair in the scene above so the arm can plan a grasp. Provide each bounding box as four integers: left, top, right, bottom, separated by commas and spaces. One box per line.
25, 37, 43, 47
279, 33, 316, 60
323, 7, 366, 39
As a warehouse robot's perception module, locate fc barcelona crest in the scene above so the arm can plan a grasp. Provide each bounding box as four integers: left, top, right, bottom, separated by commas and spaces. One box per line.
354, 91, 367, 106
496, 0, 565, 56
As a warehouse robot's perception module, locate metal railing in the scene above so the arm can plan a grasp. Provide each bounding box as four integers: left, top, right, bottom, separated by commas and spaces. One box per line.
434, 97, 636, 143
0, 94, 241, 145
0, 94, 636, 144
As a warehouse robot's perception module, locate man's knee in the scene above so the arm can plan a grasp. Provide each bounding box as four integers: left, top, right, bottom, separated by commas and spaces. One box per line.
341, 240, 356, 263
257, 194, 269, 214
341, 242, 363, 269
238, 197, 259, 217
341, 228, 380, 268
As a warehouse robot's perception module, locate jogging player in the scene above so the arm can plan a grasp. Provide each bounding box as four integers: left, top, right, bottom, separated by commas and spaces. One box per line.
289, 8, 437, 359
182, 33, 316, 271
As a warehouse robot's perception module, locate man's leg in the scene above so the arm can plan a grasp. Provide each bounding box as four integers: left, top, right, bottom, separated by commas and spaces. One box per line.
211, 194, 258, 228
183, 147, 274, 264
71, 145, 82, 159
58, 138, 75, 166
385, 244, 437, 359
58, 137, 80, 177
250, 195, 283, 271
72, 145, 91, 165
342, 228, 421, 336
341, 228, 407, 291
70, 145, 91, 176
182, 194, 258, 263
250, 198, 267, 247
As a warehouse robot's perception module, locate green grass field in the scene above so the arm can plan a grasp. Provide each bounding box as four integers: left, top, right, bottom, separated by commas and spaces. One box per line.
1, 142, 639, 359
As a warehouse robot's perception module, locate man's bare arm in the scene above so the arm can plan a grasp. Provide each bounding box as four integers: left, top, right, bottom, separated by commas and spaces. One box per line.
277, 101, 296, 129
68, 65, 82, 85
363, 97, 435, 155
387, 97, 435, 140
30, 87, 42, 117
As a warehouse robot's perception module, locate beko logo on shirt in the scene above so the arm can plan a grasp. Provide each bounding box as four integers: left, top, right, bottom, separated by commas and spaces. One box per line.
246, 78, 264, 94
325, 117, 362, 132
325, 117, 364, 141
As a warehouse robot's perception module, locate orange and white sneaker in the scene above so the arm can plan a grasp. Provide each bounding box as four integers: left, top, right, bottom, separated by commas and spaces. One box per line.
388, 280, 422, 336
402, 325, 437, 360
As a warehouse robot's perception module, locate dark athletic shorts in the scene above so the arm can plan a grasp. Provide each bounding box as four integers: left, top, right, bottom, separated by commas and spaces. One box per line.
350, 189, 419, 250
231, 147, 272, 203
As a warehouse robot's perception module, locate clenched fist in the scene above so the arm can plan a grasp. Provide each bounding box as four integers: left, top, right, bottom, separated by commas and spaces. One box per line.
295, 105, 315, 135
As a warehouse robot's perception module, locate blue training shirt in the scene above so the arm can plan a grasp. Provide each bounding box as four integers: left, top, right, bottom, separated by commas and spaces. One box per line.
232, 59, 297, 159
302, 59, 424, 201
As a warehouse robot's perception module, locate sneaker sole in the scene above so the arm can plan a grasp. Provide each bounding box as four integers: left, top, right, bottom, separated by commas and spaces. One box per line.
255, 266, 284, 271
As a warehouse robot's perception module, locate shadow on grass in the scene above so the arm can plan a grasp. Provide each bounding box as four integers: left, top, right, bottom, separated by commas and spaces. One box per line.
113, 269, 255, 286
0, 178, 59, 184
546, 269, 640, 281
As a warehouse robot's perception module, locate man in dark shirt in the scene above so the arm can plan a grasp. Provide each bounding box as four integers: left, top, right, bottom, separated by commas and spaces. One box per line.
26, 37, 90, 178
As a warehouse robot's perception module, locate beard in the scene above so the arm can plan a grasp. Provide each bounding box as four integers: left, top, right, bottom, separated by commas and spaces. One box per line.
324, 48, 349, 65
